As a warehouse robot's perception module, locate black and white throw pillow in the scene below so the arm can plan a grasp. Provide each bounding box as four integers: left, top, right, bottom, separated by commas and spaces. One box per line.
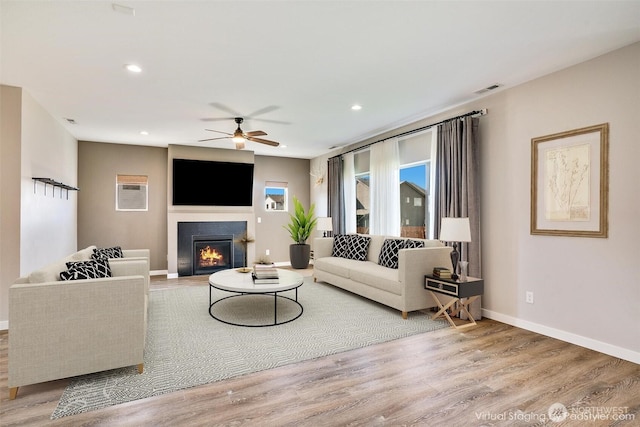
61, 258, 112, 280
346, 235, 371, 261
92, 246, 123, 260
331, 234, 350, 258
378, 239, 405, 269
403, 239, 425, 249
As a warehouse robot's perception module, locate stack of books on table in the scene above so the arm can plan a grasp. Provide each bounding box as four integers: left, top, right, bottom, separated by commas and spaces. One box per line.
432, 267, 452, 279
252, 264, 279, 284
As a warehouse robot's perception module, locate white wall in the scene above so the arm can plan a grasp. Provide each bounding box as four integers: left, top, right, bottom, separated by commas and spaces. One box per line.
0, 87, 77, 329
20, 91, 78, 275
313, 42, 640, 363
479, 42, 640, 362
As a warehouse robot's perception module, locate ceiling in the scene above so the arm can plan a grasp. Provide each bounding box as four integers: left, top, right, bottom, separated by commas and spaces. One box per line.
2, 1, 639, 159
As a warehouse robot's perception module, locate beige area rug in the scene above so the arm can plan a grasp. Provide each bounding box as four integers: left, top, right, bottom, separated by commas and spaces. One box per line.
52, 278, 448, 419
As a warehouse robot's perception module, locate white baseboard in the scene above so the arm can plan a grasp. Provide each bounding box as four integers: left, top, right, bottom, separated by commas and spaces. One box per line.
151, 269, 168, 276
0, 320, 7, 331
482, 309, 640, 365
166, 272, 179, 279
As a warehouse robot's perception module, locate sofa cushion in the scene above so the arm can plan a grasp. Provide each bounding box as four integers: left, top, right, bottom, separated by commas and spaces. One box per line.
92, 246, 123, 260
346, 235, 370, 261
331, 235, 350, 258
28, 251, 84, 283
61, 258, 112, 280
314, 256, 360, 278
349, 264, 402, 296
72, 246, 98, 261
403, 239, 425, 249
366, 235, 385, 263
378, 239, 405, 269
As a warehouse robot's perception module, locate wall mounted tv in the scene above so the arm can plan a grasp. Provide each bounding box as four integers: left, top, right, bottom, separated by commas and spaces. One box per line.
172, 158, 254, 206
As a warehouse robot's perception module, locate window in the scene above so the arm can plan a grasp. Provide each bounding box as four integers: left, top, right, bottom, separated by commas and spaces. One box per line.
355, 173, 370, 234
116, 175, 148, 211
347, 129, 437, 238
400, 163, 428, 238
354, 151, 370, 234
265, 182, 287, 211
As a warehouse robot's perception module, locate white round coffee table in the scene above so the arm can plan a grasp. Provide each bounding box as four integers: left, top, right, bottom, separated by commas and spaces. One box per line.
208, 268, 304, 327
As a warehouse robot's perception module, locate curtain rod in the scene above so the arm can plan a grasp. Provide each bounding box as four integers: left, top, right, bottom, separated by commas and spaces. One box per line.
329, 108, 487, 160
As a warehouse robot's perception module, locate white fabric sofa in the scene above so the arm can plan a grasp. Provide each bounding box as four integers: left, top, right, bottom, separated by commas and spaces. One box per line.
313, 235, 452, 319
8, 246, 150, 399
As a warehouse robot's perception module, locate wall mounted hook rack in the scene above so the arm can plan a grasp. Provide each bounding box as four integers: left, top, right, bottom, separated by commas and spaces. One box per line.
32, 177, 79, 199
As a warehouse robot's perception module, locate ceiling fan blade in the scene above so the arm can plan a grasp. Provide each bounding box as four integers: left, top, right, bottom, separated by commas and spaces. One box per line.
247, 105, 280, 117
201, 117, 236, 122
209, 102, 241, 116
198, 136, 230, 142
247, 118, 292, 125
245, 130, 267, 137
247, 136, 280, 147
204, 129, 233, 136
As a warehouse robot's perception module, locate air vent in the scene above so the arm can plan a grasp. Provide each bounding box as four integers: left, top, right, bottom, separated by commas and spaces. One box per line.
474, 83, 503, 95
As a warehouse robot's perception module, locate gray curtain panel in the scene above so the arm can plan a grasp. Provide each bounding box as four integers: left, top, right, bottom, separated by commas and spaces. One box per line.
435, 116, 482, 317
435, 117, 481, 273
327, 156, 345, 235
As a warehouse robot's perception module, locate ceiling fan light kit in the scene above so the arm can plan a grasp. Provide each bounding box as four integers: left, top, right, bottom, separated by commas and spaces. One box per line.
199, 117, 279, 150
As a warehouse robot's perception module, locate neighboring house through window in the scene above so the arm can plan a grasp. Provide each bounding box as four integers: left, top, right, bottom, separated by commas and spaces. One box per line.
265, 182, 287, 211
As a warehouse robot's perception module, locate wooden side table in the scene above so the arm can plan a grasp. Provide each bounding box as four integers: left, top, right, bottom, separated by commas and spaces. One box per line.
424, 275, 484, 329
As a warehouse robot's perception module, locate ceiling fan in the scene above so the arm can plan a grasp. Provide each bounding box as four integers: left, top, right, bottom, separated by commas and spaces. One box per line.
199, 117, 280, 150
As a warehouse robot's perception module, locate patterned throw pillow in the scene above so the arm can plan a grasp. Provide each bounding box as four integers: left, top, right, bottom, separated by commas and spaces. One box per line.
60, 258, 112, 280
378, 239, 406, 269
403, 239, 425, 249
331, 234, 350, 258
346, 235, 371, 261
92, 246, 123, 260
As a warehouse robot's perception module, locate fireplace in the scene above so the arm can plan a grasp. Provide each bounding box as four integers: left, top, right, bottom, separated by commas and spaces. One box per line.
177, 221, 247, 277
193, 235, 233, 275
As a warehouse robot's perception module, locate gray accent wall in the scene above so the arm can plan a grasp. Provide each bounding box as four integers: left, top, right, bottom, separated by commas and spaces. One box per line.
78, 141, 168, 271
0, 85, 22, 328
77, 142, 310, 275
253, 155, 311, 263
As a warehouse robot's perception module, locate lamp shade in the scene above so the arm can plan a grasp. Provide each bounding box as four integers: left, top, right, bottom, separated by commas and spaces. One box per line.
317, 217, 333, 232
439, 217, 471, 242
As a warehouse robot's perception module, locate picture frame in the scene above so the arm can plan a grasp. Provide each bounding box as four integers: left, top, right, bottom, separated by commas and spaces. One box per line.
530, 123, 609, 238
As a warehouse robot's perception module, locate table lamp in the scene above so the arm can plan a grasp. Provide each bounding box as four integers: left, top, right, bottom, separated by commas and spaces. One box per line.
317, 217, 333, 237
439, 217, 471, 280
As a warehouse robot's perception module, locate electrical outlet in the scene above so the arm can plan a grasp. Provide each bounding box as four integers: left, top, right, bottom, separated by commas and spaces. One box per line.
265, 249, 270, 256
526, 291, 534, 304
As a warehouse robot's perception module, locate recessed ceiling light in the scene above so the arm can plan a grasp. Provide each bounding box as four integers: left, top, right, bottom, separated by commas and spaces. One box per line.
125, 64, 142, 73
140, 131, 149, 136
351, 104, 362, 111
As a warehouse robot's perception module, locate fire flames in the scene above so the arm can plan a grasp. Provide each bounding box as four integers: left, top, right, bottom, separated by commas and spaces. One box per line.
199, 245, 224, 266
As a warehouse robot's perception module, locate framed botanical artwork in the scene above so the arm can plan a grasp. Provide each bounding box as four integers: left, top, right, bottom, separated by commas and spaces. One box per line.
530, 123, 609, 238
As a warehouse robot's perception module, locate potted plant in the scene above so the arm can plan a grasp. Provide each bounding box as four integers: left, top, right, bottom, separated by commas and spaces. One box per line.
284, 196, 317, 269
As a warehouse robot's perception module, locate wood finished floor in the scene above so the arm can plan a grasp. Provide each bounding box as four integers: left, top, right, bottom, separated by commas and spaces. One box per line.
1, 274, 639, 427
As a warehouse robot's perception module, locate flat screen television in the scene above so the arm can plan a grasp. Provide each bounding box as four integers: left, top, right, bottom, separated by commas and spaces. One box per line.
172, 158, 254, 206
